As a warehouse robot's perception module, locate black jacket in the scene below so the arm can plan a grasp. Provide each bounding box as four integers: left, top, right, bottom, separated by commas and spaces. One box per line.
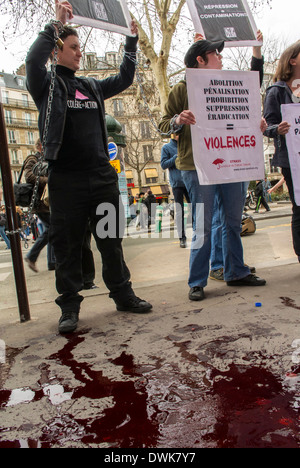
26, 23, 138, 162
255, 180, 264, 197
263, 81, 294, 169
250, 56, 264, 88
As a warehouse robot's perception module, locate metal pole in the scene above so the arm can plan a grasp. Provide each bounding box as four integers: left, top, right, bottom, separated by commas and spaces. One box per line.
0, 102, 31, 323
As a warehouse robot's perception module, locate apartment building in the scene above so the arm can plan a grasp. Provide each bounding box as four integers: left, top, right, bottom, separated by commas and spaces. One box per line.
80, 49, 170, 201
0, 72, 39, 202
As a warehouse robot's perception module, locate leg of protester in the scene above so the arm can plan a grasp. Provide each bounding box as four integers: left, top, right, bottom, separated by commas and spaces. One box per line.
172, 186, 190, 248
282, 167, 300, 261
49, 171, 152, 334
25, 212, 53, 272
0, 226, 10, 249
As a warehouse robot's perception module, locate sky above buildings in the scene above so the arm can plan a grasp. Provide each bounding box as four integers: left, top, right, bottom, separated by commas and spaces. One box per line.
0, 0, 299, 74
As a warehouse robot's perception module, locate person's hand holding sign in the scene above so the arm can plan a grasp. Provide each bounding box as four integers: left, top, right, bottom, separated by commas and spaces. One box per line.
55, 0, 74, 25
130, 20, 138, 37
277, 121, 291, 135
175, 110, 196, 126
194, 33, 204, 43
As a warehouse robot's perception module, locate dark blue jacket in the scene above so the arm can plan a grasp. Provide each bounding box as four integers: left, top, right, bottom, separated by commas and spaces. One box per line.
263, 81, 294, 168
160, 139, 185, 188
26, 23, 137, 161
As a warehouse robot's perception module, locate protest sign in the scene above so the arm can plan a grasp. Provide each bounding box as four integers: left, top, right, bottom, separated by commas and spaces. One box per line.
68, 0, 132, 36
186, 0, 261, 47
281, 103, 300, 206
186, 68, 264, 185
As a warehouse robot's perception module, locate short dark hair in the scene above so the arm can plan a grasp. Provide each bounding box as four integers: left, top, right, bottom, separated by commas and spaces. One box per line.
59, 26, 78, 42
50, 26, 78, 60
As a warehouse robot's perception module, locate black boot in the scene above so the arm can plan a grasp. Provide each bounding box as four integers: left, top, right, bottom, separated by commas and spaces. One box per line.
58, 310, 80, 334
56, 294, 83, 334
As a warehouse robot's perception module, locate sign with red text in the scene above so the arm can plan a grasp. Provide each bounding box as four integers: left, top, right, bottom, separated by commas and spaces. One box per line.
186, 68, 264, 185
186, 0, 261, 47
281, 103, 300, 206
68, 0, 132, 36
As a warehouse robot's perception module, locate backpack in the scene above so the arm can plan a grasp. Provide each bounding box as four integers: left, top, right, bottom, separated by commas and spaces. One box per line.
0, 214, 6, 227
241, 214, 256, 236
13, 156, 34, 207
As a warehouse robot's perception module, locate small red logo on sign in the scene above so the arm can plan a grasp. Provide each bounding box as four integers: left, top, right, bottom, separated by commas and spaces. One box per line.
213, 158, 225, 169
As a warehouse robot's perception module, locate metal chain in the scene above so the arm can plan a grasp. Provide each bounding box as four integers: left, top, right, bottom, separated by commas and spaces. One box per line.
6, 26, 60, 238
28, 28, 60, 218
125, 51, 172, 138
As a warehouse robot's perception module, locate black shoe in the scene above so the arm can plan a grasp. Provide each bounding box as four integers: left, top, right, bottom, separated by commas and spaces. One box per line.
227, 274, 266, 287
180, 238, 187, 248
58, 311, 79, 334
116, 296, 152, 313
189, 287, 205, 301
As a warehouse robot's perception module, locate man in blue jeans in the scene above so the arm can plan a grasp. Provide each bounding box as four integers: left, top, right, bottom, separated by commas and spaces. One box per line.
0, 208, 10, 249
161, 134, 190, 248
209, 32, 265, 281
159, 38, 266, 301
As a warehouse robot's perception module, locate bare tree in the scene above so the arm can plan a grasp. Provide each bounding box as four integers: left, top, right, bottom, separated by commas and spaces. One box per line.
222, 32, 287, 101
0, 0, 274, 110
128, 0, 189, 111
120, 73, 161, 190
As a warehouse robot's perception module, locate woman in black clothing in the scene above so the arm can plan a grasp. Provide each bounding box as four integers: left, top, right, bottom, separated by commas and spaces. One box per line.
264, 40, 300, 261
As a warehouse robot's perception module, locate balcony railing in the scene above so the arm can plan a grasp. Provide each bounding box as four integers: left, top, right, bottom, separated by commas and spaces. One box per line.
5, 117, 38, 128
2, 98, 37, 110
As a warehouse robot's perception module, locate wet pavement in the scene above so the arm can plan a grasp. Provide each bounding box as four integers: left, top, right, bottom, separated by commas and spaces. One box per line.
0, 267, 299, 448
0, 207, 299, 449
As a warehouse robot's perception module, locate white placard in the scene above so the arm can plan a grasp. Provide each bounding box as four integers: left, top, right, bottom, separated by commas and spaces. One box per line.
186, 68, 265, 185
68, 0, 132, 36
281, 103, 300, 206
186, 0, 261, 47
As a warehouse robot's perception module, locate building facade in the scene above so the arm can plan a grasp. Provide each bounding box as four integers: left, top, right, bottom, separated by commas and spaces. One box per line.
0, 72, 39, 203
80, 49, 170, 202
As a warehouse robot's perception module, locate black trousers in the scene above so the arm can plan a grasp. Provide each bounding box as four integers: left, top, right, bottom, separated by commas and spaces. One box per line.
255, 194, 270, 212
82, 227, 95, 288
282, 167, 300, 259
172, 186, 190, 240
27, 211, 55, 268
48, 171, 133, 313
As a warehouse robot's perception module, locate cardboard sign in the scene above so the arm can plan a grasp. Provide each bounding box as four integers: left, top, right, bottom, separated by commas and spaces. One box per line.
68, 0, 132, 36
186, 0, 261, 47
281, 103, 300, 206
186, 68, 264, 185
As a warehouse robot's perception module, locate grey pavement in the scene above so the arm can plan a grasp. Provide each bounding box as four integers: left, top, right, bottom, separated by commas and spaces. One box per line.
0, 202, 299, 448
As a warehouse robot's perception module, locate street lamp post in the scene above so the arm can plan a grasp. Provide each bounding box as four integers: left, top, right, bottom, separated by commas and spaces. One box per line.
0, 102, 31, 323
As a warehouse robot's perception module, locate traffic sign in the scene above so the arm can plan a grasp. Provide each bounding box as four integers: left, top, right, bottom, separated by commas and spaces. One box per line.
108, 142, 118, 160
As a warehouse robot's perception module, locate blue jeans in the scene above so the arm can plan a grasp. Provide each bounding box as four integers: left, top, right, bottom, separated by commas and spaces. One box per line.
210, 181, 249, 273
26, 212, 55, 268
181, 171, 250, 287
210, 193, 224, 271
0, 226, 10, 249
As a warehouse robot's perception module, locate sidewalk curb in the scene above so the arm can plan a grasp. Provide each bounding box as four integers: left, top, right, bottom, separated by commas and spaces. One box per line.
252, 212, 292, 222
